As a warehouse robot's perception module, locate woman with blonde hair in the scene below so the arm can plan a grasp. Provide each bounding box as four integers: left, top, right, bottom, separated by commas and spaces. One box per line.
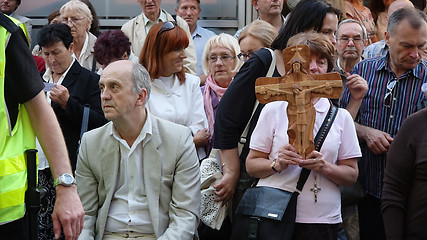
60, 0, 100, 72
237, 20, 278, 62
201, 33, 242, 156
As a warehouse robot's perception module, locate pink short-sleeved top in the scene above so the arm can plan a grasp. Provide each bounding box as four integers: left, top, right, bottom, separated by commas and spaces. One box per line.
250, 98, 362, 224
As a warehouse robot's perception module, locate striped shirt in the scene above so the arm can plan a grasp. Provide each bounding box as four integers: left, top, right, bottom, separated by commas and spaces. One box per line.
341, 54, 427, 198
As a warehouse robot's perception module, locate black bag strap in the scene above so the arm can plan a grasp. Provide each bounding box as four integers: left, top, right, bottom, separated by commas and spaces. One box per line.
295, 102, 338, 192
79, 104, 90, 140
91, 56, 97, 72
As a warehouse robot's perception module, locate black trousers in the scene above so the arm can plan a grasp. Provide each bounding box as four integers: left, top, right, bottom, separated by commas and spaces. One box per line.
358, 194, 386, 240
292, 223, 339, 240
0, 214, 29, 240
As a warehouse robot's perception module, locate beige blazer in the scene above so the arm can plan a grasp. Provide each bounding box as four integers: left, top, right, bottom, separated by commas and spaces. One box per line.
121, 10, 197, 75
76, 114, 201, 240
78, 32, 101, 73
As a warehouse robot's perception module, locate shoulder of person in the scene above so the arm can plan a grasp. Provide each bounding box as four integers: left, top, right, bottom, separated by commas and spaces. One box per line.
262, 101, 288, 117
121, 14, 140, 30
404, 108, 427, 126
336, 107, 354, 122
252, 48, 275, 66
199, 26, 216, 37
152, 113, 192, 139
83, 121, 112, 140
88, 32, 97, 42
72, 61, 100, 80
184, 73, 201, 86
14, 14, 30, 24
419, 59, 427, 69
354, 54, 384, 70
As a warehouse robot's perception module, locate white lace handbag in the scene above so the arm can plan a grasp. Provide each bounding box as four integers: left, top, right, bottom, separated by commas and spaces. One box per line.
200, 149, 228, 230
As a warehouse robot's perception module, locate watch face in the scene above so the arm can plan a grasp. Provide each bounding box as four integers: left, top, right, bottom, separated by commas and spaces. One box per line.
62, 174, 74, 185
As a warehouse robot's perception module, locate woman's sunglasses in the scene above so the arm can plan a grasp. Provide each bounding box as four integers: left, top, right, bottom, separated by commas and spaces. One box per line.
157, 21, 177, 36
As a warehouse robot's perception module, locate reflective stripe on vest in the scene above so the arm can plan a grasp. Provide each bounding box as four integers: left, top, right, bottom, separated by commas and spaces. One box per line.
0, 15, 35, 224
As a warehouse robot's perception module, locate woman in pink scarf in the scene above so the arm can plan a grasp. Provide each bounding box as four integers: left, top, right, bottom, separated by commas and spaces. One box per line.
201, 34, 243, 156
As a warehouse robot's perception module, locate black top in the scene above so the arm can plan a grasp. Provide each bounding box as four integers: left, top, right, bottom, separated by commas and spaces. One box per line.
4, 27, 44, 128
51, 61, 107, 171
381, 108, 427, 240
213, 48, 280, 163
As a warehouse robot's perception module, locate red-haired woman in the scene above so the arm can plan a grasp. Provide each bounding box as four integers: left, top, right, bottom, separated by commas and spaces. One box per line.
140, 21, 209, 160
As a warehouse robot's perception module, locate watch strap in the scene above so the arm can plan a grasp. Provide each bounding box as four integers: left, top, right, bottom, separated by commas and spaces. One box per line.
54, 173, 76, 187
271, 159, 280, 173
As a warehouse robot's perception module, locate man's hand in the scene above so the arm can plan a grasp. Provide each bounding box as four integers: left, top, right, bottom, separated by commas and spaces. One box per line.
347, 73, 368, 101
345, 74, 368, 119
193, 128, 210, 147
358, 125, 393, 154
50, 85, 70, 110
52, 185, 84, 240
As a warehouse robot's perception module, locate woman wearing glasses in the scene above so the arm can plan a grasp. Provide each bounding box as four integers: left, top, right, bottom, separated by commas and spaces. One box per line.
200, 33, 243, 157
60, 0, 100, 72
237, 20, 278, 62
140, 21, 208, 160
245, 32, 361, 240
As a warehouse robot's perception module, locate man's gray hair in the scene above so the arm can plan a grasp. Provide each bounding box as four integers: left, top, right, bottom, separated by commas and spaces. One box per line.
176, 0, 200, 8
131, 63, 151, 103
387, 7, 427, 36
336, 19, 367, 42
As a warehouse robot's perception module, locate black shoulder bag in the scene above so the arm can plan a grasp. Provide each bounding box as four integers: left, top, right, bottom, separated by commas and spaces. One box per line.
231, 103, 338, 240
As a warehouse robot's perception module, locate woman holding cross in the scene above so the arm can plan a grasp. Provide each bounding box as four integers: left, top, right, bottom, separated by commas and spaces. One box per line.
246, 32, 361, 240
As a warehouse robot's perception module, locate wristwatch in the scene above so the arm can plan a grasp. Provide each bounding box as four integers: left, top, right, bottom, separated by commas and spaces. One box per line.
271, 159, 280, 173
54, 173, 77, 187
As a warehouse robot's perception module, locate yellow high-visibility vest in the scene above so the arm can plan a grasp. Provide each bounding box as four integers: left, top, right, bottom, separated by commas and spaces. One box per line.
0, 15, 35, 224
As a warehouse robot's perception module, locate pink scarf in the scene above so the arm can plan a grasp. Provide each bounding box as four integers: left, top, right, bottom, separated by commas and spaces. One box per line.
203, 75, 227, 137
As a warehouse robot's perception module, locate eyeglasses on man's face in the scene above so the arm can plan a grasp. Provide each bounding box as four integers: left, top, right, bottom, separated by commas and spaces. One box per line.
207, 55, 235, 64
337, 36, 364, 45
384, 78, 397, 107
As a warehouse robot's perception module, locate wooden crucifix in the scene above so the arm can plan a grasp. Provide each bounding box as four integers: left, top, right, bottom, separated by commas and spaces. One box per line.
255, 45, 342, 159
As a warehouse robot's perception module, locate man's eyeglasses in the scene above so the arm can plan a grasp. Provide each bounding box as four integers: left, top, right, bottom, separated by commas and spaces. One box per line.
157, 21, 177, 36
384, 78, 397, 107
337, 37, 364, 44
61, 17, 84, 25
207, 55, 235, 64
237, 52, 253, 61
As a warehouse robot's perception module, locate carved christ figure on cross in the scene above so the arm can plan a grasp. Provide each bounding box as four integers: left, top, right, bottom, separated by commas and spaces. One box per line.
255, 45, 342, 158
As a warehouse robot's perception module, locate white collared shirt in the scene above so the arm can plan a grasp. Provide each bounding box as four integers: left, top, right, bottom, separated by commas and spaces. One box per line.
142, 11, 168, 35
105, 112, 154, 234
43, 58, 76, 104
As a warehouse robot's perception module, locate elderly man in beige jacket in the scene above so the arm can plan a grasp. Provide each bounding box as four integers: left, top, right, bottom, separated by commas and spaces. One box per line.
76, 61, 201, 240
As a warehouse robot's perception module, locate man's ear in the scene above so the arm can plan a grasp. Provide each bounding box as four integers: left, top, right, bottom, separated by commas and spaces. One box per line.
251, 0, 259, 10
385, 31, 391, 47
136, 88, 148, 106
69, 42, 74, 53
121, 52, 129, 60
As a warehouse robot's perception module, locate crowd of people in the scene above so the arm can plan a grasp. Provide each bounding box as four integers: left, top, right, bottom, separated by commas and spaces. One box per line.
1, 0, 427, 239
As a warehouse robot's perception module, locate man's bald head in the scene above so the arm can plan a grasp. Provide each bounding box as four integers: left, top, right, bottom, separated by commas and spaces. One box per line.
388, 0, 414, 18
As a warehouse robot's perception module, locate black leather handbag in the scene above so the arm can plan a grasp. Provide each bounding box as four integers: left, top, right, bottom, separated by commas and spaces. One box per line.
231, 104, 338, 240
